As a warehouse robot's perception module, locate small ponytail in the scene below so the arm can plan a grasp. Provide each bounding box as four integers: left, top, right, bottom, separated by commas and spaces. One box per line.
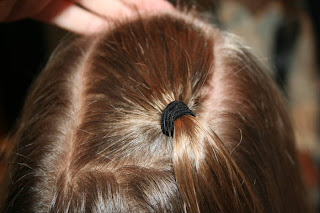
172, 115, 264, 212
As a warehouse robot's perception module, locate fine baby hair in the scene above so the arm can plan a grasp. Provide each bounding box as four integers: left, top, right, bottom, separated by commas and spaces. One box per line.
1, 9, 311, 213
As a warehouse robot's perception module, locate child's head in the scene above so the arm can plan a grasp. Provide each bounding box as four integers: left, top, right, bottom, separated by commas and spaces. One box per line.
1, 11, 310, 212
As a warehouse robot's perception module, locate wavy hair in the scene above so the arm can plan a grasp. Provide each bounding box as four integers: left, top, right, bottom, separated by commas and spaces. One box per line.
1, 11, 311, 213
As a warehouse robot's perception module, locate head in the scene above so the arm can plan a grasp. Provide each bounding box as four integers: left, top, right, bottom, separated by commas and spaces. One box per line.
1, 10, 310, 213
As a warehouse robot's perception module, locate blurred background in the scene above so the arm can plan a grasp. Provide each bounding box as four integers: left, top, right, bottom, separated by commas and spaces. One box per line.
1, 0, 319, 211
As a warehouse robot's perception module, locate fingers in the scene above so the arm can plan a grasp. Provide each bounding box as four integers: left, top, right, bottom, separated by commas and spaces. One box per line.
2, 0, 174, 35
35, 0, 174, 35
33, 0, 112, 35
75, 0, 174, 18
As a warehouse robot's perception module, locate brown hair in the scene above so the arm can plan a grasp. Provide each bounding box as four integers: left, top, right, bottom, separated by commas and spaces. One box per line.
1, 10, 311, 213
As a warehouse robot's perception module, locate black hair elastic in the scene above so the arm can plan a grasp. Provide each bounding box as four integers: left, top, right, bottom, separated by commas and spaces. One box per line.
161, 101, 195, 137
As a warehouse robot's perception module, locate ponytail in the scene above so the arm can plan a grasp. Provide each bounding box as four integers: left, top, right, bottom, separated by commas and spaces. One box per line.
172, 115, 263, 212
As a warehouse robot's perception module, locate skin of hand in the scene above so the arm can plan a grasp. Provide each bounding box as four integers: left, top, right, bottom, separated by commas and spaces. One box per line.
0, 0, 174, 35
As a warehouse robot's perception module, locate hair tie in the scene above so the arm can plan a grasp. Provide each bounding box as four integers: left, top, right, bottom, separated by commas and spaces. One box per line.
161, 101, 195, 137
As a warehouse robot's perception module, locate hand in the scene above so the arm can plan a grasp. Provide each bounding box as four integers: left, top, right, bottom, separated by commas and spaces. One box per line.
0, 0, 174, 35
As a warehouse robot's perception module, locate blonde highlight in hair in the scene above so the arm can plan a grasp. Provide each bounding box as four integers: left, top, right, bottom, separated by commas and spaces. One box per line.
1, 10, 311, 213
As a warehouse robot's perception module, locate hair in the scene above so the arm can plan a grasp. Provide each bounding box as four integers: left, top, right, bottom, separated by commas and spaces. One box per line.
1, 10, 311, 213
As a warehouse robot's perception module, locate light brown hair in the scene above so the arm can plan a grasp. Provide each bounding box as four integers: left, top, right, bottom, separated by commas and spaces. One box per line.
1, 10, 311, 212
